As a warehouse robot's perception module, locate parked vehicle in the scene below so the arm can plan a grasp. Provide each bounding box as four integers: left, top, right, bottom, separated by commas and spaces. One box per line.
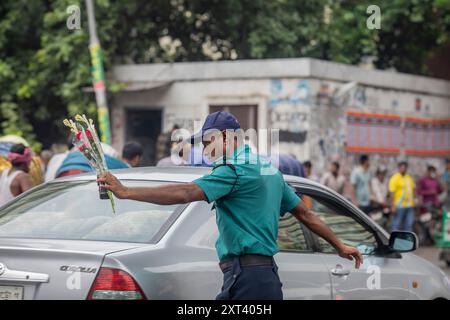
416, 204, 443, 246
0, 167, 449, 300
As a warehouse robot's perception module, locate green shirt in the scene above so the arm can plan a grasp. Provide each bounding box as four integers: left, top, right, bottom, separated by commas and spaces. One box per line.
193, 145, 301, 261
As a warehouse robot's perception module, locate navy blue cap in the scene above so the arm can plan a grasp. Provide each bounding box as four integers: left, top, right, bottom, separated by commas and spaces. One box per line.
191, 111, 241, 141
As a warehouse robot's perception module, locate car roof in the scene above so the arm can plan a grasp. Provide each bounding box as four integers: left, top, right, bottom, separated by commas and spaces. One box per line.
49, 165, 320, 186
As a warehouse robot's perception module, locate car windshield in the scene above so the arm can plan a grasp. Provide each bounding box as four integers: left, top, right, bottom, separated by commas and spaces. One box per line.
0, 180, 181, 243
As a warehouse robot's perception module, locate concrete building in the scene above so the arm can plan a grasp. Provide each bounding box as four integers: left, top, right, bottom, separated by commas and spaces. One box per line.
111, 58, 450, 177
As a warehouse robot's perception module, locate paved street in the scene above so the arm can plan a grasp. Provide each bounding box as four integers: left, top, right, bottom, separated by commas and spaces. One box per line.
414, 246, 450, 277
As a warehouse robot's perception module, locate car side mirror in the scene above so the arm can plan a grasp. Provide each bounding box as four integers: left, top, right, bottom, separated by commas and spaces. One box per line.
388, 231, 418, 253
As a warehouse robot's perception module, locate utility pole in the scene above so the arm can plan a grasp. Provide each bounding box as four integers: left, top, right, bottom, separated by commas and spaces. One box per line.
86, 0, 111, 144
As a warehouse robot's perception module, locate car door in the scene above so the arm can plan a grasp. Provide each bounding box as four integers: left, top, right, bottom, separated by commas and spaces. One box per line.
275, 212, 332, 299
300, 192, 411, 300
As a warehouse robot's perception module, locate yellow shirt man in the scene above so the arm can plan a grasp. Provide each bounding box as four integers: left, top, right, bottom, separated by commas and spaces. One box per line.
389, 172, 415, 208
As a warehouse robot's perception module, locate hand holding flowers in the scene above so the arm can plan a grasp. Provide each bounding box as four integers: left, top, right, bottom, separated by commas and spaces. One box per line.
63, 114, 116, 213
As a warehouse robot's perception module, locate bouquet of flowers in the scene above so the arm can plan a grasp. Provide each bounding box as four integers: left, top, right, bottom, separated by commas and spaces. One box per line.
63, 114, 115, 213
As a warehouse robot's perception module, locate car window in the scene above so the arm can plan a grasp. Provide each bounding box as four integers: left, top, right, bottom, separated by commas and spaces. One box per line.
191, 207, 311, 252
277, 213, 309, 252
0, 181, 181, 243
305, 194, 378, 255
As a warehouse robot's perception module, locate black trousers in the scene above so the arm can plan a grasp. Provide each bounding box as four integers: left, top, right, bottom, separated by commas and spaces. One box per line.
216, 256, 283, 300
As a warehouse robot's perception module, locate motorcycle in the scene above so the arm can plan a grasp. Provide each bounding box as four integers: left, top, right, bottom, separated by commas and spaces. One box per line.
415, 203, 442, 246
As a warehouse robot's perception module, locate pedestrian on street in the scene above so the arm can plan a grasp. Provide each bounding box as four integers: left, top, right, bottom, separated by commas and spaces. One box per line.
122, 141, 143, 167
157, 140, 187, 167
156, 124, 180, 163
303, 160, 318, 181
98, 111, 362, 300
320, 161, 346, 194
0, 143, 34, 206
371, 166, 389, 208
389, 161, 416, 232
417, 165, 443, 209
39, 149, 53, 175
350, 154, 372, 214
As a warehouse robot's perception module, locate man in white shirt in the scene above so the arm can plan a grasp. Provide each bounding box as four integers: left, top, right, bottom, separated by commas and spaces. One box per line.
371, 166, 389, 207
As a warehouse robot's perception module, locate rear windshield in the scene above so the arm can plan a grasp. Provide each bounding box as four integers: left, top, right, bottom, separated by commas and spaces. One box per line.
0, 181, 181, 243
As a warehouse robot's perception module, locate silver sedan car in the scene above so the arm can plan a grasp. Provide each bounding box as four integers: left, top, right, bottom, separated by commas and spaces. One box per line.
0, 167, 449, 300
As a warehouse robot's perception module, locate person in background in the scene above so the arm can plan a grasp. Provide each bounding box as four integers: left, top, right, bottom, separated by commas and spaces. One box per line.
0, 144, 34, 206
55, 143, 129, 178
350, 154, 372, 214
370, 166, 391, 230
39, 150, 53, 175
270, 154, 305, 177
156, 124, 180, 162
389, 161, 416, 232
417, 165, 443, 209
371, 166, 389, 208
302, 160, 318, 209
303, 160, 318, 181
320, 161, 345, 194
185, 143, 212, 167
45, 142, 70, 182
157, 140, 187, 167
122, 141, 143, 168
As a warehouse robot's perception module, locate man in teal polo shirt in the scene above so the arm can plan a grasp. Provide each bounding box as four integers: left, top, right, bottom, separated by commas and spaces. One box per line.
98, 111, 362, 300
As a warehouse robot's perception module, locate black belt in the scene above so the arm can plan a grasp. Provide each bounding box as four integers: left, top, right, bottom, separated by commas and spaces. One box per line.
219, 254, 274, 272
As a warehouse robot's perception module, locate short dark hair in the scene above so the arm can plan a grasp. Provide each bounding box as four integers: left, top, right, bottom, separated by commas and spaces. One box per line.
122, 141, 143, 160
303, 161, 312, 169
427, 165, 436, 172
398, 161, 408, 167
331, 161, 340, 170
359, 154, 369, 165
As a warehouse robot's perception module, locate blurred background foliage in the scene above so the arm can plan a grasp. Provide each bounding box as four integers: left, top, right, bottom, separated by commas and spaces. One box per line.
0, 0, 449, 150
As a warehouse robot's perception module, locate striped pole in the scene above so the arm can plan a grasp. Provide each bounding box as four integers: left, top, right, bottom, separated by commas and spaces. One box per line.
86, 0, 111, 144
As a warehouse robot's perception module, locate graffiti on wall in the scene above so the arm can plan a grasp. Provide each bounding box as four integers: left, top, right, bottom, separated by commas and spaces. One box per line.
270, 79, 311, 108
269, 79, 311, 145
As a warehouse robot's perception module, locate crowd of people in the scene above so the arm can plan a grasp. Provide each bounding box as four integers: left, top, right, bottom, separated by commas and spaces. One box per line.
305, 154, 449, 238
1, 130, 449, 241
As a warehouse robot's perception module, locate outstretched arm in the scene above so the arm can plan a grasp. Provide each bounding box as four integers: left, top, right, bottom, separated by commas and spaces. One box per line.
290, 201, 363, 269
97, 172, 207, 205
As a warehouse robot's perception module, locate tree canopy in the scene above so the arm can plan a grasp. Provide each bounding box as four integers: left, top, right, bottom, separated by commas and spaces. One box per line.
1, 0, 449, 150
